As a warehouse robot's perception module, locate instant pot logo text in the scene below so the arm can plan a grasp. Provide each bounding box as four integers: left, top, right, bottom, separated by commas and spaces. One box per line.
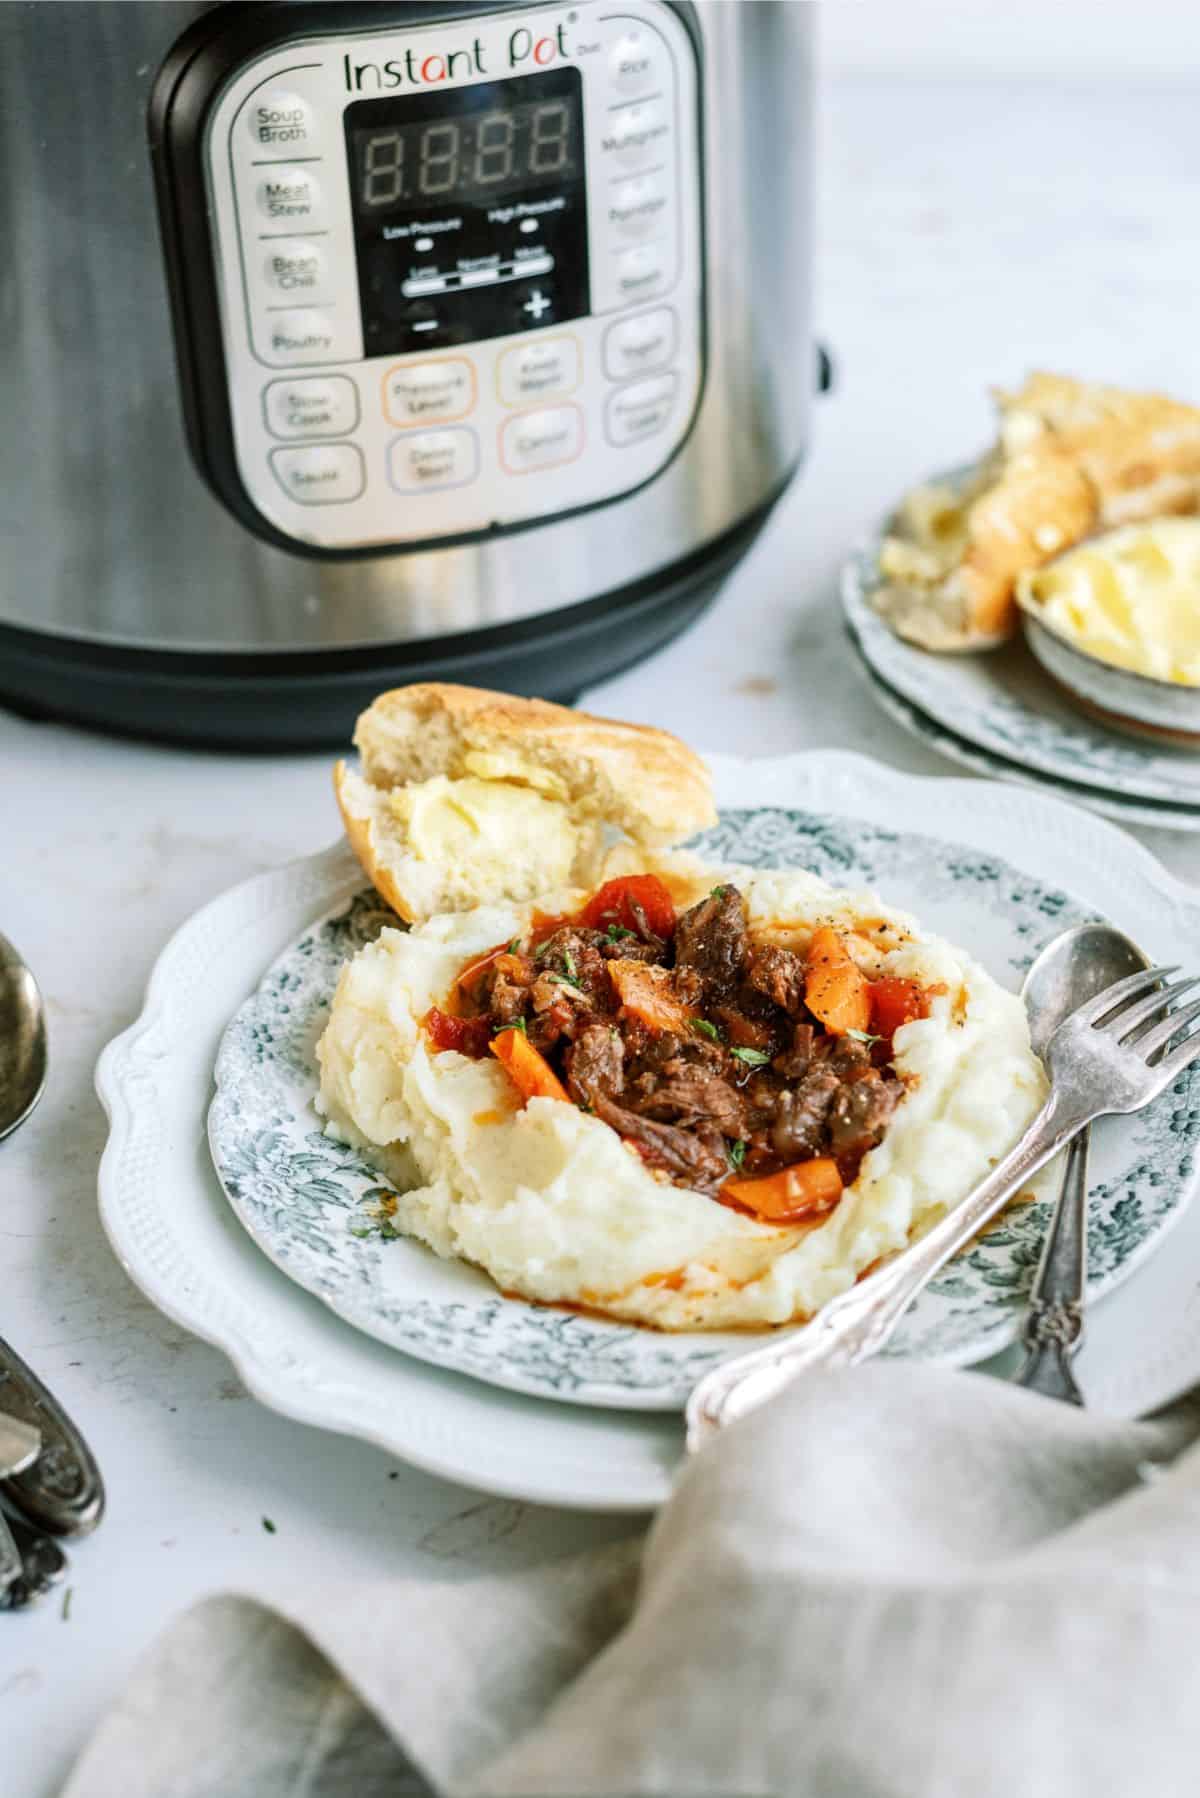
343, 23, 569, 91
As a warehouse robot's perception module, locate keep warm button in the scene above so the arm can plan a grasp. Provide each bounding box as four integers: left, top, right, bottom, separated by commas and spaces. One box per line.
270, 443, 364, 505
500, 404, 584, 474
604, 373, 678, 447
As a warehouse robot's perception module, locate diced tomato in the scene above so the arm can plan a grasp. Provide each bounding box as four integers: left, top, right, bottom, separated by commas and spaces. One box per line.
722, 1157, 845, 1224
490, 1027, 570, 1103
423, 1007, 492, 1058
867, 978, 930, 1045
578, 875, 676, 940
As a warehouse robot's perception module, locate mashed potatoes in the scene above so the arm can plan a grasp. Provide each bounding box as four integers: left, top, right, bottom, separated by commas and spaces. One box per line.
315, 862, 1046, 1331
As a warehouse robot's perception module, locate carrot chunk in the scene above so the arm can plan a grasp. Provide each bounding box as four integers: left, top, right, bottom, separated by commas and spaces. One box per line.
607, 958, 697, 1034
490, 1027, 570, 1104
804, 926, 870, 1036
722, 1158, 845, 1224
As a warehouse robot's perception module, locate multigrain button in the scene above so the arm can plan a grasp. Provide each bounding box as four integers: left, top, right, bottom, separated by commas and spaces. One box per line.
256, 168, 322, 224
266, 309, 338, 362
263, 375, 359, 440
613, 243, 670, 304
383, 358, 475, 426
500, 405, 584, 474
609, 173, 669, 240
497, 337, 580, 406
263, 239, 326, 294
247, 91, 316, 151
603, 307, 677, 381
270, 443, 364, 504
609, 30, 659, 94
605, 372, 678, 446
388, 427, 479, 493
603, 97, 669, 167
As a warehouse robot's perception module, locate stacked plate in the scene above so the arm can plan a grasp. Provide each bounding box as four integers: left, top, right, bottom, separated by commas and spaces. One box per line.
842, 532, 1200, 833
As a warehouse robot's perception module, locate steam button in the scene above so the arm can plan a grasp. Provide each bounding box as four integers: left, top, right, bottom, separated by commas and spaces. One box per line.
257, 168, 323, 224
269, 443, 365, 504
247, 92, 317, 151
612, 243, 670, 304
609, 31, 659, 94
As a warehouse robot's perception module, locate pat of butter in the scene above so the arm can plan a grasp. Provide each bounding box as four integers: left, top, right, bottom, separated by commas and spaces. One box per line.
389, 775, 578, 885
461, 748, 569, 800
1019, 518, 1200, 686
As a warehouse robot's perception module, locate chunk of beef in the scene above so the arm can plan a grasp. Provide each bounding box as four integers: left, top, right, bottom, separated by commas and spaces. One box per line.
828, 1073, 900, 1162
746, 943, 807, 1017
533, 928, 610, 1005
565, 1025, 625, 1110
769, 1068, 840, 1161
600, 935, 664, 965
712, 1003, 776, 1052
595, 1098, 730, 1194
673, 885, 748, 1000
489, 971, 533, 1026
773, 1022, 816, 1080
635, 1070, 748, 1140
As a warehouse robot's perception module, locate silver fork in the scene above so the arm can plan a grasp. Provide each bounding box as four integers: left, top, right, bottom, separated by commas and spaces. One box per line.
687, 964, 1200, 1452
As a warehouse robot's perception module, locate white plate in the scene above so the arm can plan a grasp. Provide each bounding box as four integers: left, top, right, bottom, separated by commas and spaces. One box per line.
841, 486, 1200, 814
848, 635, 1200, 834
209, 797, 1197, 1407
96, 753, 1200, 1510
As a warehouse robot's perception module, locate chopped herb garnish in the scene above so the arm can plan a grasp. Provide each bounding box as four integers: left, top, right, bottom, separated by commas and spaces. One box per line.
262, 1517, 277, 1534
846, 1028, 882, 1045
493, 1015, 528, 1035
730, 1046, 771, 1067
553, 973, 583, 992
564, 950, 577, 978
691, 1019, 722, 1042
606, 923, 635, 942
728, 1139, 747, 1170
508, 937, 523, 954
710, 884, 727, 899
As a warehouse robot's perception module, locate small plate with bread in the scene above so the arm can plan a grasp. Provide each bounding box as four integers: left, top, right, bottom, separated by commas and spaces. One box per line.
844, 373, 1200, 822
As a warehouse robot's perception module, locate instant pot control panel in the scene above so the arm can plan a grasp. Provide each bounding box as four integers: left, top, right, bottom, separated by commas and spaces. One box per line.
154, 2, 703, 554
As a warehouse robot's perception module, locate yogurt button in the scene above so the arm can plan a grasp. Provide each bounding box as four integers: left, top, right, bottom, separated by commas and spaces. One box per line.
609, 173, 669, 240
264, 375, 359, 440
388, 427, 479, 493
256, 168, 322, 223
603, 307, 678, 381
247, 91, 316, 150
270, 443, 364, 504
605, 373, 678, 447
263, 239, 326, 293
609, 31, 659, 94
500, 405, 584, 473
497, 337, 581, 406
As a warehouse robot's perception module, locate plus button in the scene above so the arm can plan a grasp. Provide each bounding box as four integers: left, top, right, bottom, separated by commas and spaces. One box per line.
522, 289, 552, 320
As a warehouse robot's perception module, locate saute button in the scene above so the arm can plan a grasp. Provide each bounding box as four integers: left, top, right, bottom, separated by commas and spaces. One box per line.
500, 405, 584, 473
264, 375, 359, 440
247, 92, 316, 151
270, 443, 365, 504
612, 243, 670, 304
383, 359, 475, 426
263, 239, 326, 294
609, 174, 669, 240
609, 30, 660, 94
388, 427, 479, 493
497, 337, 580, 406
266, 309, 337, 362
256, 168, 323, 224
605, 372, 678, 447
603, 307, 678, 381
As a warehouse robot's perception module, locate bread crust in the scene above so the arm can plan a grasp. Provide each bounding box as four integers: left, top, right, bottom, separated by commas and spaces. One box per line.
334, 759, 417, 923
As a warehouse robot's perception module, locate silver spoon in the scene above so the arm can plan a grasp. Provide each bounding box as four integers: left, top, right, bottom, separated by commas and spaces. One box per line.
0, 931, 47, 1142
1016, 923, 1151, 1404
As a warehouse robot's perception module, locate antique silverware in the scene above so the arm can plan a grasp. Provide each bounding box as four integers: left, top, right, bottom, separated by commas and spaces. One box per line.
0, 1416, 42, 1602
687, 961, 1200, 1451
0, 930, 47, 1142
0, 1501, 69, 1611
1016, 925, 1151, 1404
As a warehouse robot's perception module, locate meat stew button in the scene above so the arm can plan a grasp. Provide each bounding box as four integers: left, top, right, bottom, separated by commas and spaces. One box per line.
387, 427, 479, 493
604, 372, 678, 446
269, 443, 364, 504
500, 405, 584, 473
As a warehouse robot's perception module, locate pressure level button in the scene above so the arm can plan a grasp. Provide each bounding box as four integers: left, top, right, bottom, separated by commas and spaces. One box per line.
247, 92, 316, 151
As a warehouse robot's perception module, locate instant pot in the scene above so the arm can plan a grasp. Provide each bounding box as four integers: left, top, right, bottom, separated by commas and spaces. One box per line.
0, 1, 813, 746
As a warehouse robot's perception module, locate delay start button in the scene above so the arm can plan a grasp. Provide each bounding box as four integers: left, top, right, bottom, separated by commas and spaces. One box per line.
247, 91, 316, 150
388, 427, 479, 493
500, 405, 584, 473
269, 443, 365, 504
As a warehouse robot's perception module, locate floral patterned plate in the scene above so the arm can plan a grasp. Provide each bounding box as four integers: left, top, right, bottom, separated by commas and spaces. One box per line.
842, 473, 1200, 815
207, 774, 1200, 1411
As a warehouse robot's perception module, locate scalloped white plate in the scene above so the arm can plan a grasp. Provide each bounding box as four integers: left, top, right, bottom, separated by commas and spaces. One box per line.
96, 753, 1200, 1508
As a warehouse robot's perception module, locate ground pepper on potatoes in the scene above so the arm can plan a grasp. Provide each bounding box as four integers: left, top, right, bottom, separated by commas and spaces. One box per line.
423, 878, 933, 1227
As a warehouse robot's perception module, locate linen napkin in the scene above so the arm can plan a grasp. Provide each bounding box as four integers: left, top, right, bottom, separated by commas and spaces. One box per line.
62, 1362, 1200, 1798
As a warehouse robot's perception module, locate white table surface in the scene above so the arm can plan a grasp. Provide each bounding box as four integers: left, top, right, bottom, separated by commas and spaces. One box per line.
7, 75, 1200, 1796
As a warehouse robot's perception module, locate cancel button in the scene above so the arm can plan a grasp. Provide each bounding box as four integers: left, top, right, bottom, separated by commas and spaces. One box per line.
500, 405, 584, 473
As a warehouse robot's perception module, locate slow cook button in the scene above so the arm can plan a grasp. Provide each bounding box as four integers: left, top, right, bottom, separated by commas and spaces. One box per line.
605, 372, 678, 447
247, 91, 317, 151
269, 443, 364, 504
497, 336, 581, 406
608, 30, 660, 94
603, 306, 678, 380
256, 167, 323, 224
608, 173, 669, 240
613, 243, 669, 304
384, 358, 475, 425
266, 309, 337, 362
500, 405, 584, 474
263, 375, 359, 440
388, 427, 479, 493
263, 239, 326, 294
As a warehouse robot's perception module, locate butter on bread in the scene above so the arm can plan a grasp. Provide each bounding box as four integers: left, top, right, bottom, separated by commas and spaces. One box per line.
874, 372, 1200, 651
335, 683, 717, 921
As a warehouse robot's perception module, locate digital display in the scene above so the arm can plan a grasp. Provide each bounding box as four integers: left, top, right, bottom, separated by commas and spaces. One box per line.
345, 68, 589, 358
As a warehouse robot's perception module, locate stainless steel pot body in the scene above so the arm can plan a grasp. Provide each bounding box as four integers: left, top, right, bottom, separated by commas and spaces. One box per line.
0, 1, 811, 656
